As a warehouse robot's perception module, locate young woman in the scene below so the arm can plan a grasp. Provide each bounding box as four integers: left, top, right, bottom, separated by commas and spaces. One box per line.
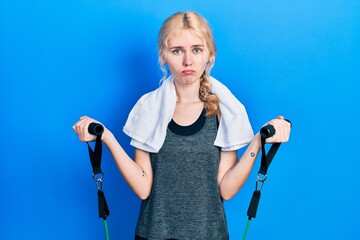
73, 11, 291, 240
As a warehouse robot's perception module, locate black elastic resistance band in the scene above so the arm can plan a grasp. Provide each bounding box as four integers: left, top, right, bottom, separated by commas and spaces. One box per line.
87, 122, 110, 220
243, 120, 292, 240
246, 134, 281, 220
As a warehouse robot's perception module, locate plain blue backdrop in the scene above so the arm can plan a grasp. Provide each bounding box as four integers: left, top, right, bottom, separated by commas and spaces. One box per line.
1, 0, 359, 239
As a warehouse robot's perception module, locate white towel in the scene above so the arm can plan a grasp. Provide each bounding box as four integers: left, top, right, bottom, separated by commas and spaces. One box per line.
123, 76, 254, 153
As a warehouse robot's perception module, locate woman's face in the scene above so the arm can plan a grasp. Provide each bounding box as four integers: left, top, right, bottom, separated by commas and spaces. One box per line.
165, 30, 210, 86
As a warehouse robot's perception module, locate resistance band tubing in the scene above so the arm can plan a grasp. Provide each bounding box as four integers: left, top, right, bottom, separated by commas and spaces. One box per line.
104, 219, 110, 240
242, 219, 251, 240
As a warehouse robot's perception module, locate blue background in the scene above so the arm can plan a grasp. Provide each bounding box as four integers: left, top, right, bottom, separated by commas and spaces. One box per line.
1, 0, 359, 239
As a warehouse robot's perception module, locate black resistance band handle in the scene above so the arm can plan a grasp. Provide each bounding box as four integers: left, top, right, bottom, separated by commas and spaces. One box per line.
247, 119, 292, 220
260, 125, 275, 138
260, 119, 292, 138
88, 122, 104, 136
86, 122, 110, 220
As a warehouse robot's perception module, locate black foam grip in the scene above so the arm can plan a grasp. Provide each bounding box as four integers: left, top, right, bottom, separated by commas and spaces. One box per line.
88, 123, 104, 136
260, 125, 275, 138
260, 119, 292, 139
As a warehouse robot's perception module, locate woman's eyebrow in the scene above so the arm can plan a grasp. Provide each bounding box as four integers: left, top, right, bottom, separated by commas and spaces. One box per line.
169, 44, 204, 49
169, 46, 184, 49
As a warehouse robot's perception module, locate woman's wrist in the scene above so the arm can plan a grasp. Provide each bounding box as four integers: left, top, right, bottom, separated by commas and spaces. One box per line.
252, 133, 261, 148
101, 128, 115, 145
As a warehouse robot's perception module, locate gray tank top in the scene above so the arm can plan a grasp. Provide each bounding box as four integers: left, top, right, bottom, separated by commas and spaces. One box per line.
135, 109, 229, 240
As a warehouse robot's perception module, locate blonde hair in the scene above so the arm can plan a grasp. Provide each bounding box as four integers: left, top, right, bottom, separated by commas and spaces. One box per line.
158, 11, 219, 116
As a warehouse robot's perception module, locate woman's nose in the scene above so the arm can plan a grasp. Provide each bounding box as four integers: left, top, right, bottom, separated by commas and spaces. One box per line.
183, 52, 193, 67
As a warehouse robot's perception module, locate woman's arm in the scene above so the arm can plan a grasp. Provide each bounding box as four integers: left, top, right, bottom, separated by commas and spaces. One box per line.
218, 116, 291, 200
217, 134, 261, 200
103, 131, 153, 200
73, 116, 153, 200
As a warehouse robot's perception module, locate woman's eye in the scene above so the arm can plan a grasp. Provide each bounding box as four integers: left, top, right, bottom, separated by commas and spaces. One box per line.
172, 49, 182, 55
193, 48, 202, 54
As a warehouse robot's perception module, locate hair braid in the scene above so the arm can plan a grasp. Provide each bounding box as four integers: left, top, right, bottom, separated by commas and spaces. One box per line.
199, 70, 219, 116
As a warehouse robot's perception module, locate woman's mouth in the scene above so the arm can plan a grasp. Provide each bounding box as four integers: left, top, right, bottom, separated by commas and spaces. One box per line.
182, 70, 195, 75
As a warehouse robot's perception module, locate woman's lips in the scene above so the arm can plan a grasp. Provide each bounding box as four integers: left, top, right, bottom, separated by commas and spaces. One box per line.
182, 70, 195, 75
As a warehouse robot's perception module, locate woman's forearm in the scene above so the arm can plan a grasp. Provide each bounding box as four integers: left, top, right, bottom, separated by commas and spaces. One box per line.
219, 133, 261, 200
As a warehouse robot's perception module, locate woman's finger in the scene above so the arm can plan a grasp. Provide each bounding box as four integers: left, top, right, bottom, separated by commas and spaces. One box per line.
265, 118, 291, 143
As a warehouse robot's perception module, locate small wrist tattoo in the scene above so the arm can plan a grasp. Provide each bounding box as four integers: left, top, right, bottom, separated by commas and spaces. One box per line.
250, 152, 255, 157
141, 170, 145, 177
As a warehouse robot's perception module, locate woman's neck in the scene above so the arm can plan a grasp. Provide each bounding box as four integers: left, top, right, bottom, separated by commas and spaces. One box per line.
175, 81, 201, 104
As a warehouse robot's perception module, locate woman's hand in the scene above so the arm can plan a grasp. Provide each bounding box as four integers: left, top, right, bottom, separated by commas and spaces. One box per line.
72, 116, 103, 142
263, 116, 291, 144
